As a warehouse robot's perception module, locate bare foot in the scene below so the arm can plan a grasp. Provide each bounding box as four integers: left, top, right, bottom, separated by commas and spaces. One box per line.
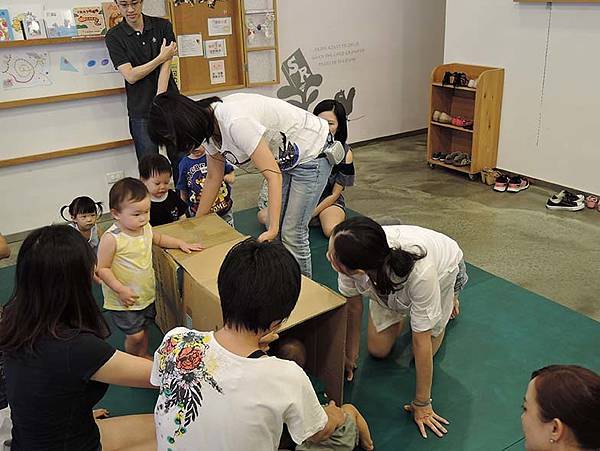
450, 297, 460, 320
93, 408, 109, 419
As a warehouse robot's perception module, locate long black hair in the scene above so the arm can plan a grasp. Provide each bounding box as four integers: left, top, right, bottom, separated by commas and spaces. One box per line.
331, 216, 425, 295
148, 92, 222, 153
60, 196, 103, 222
0, 225, 109, 354
313, 99, 348, 146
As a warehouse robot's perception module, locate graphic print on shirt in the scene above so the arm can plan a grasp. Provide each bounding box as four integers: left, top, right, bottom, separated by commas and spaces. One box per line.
155, 331, 223, 447
183, 159, 232, 216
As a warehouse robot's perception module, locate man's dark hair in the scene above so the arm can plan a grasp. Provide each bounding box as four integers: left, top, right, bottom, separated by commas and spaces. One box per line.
138, 153, 172, 179
218, 238, 301, 334
109, 177, 149, 211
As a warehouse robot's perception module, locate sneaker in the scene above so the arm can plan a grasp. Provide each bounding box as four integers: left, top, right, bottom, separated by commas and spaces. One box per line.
506, 176, 530, 193
549, 190, 584, 204
493, 175, 509, 192
432, 152, 442, 160
546, 197, 585, 211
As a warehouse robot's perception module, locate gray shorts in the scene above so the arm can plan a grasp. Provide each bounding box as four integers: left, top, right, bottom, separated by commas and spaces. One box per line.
295, 413, 358, 451
110, 303, 156, 336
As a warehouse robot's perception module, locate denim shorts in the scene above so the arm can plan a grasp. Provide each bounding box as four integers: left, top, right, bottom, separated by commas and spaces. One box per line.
454, 259, 469, 294
110, 303, 156, 336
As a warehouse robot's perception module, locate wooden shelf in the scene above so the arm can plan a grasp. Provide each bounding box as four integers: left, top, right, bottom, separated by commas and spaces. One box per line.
428, 63, 504, 177
0, 87, 125, 110
0, 35, 105, 49
432, 82, 476, 93
0, 139, 133, 169
431, 121, 474, 134
246, 46, 276, 52
428, 159, 472, 174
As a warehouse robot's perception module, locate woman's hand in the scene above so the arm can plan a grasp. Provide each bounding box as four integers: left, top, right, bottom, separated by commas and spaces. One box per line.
403, 402, 449, 438
258, 332, 279, 352
258, 229, 278, 243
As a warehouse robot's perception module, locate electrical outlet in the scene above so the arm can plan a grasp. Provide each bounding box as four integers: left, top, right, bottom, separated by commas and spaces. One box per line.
106, 171, 124, 184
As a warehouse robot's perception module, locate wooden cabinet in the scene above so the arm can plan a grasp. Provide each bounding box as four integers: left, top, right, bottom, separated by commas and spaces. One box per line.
427, 63, 504, 180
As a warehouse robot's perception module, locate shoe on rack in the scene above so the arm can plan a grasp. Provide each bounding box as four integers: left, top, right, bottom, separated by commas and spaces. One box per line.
432, 110, 441, 122
506, 176, 530, 193
439, 112, 453, 124
432, 152, 442, 160
546, 196, 585, 211
444, 152, 460, 164
585, 195, 598, 209
493, 175, 509, 192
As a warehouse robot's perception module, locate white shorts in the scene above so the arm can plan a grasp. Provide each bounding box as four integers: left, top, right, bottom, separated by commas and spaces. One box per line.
369, 265, 462, 337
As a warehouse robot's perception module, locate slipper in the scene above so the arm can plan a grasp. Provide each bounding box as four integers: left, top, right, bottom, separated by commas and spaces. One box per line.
455, 157, 471, 167
444, 152, 460, 164
585, 195, 598, 209
432, 110, 441, 122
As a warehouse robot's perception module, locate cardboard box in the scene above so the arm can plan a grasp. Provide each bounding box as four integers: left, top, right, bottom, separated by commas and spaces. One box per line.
152, 215, 347, 403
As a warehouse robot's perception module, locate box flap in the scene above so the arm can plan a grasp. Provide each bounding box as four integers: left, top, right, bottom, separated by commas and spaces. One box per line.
176, 237, 247, 283
152, 214, 246, 263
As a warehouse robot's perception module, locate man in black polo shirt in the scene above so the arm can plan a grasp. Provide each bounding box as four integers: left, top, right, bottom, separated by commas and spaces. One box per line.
105, 0, 183, 181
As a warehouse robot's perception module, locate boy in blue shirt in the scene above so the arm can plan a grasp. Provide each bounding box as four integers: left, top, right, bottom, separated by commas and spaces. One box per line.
177, 145, 235, 226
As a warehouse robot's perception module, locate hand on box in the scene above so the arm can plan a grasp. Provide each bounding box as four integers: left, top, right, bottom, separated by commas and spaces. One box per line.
258, 332, 279, 352
178, 241, 204, 254
118, 286, 139, 307
258, 229, 278, 243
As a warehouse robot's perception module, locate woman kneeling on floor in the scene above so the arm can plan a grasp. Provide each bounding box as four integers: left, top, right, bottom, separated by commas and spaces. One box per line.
0, 225, 156, 451
327, 216, 467, 439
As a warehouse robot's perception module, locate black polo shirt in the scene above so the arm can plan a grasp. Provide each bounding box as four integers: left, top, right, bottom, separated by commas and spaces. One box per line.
105, 15, 179, 119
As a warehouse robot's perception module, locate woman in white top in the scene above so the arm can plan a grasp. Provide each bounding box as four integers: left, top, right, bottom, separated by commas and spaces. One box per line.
148, 92, 334, 278
326, 216, 468, 439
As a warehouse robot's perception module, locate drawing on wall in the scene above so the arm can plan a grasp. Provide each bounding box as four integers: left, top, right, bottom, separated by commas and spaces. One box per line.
335, 87, 362, 121
277, 49, 322, 111
246, 13, 275, 43
82, 50, 115, 75
173, 0, 219, 8
1, 51, 51, 90
60, 56, 79, 72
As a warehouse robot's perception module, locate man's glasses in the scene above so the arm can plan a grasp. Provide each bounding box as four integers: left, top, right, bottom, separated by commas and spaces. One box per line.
117, 0, 142, 9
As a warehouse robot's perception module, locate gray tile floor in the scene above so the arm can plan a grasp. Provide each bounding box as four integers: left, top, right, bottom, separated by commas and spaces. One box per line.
3, 134, 599, 321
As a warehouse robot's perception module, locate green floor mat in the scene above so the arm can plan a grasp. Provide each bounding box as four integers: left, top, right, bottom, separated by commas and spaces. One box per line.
1, 209, 598, 450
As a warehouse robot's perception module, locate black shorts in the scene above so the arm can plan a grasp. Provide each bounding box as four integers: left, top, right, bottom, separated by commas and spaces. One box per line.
109, 303, 156, 336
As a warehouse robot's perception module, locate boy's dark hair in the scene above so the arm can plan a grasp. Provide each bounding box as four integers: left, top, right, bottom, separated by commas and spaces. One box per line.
109, 177, 149, 211
217, 238, 301, 334
0, 225, 109, 354
60, 196, 103, 222
332, 216, 425, 295
149, 92, 222, 154
138, 153, 172, 179
313, 99, 348, 146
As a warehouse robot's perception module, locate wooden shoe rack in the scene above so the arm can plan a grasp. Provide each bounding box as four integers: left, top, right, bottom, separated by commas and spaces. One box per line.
427, 63, 504, 180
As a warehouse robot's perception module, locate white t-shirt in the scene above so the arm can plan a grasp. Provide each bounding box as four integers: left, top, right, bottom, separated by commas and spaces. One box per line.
151, 328, 327, 451
337, 225, 463, 333
205, 93, 330, 171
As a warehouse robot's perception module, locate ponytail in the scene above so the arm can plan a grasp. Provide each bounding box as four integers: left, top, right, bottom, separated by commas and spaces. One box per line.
332, 216, 425, 296
60, 196, 103, 222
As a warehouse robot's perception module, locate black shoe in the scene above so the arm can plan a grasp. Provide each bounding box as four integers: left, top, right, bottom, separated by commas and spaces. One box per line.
546, 197, 585, 211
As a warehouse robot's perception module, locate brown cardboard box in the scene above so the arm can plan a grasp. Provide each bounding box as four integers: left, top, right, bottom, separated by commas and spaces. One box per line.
152, 215, 347, 403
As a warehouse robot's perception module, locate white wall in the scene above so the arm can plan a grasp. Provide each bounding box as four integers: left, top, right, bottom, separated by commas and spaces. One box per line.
445, 0, 600, 194
0, 0, 445, 235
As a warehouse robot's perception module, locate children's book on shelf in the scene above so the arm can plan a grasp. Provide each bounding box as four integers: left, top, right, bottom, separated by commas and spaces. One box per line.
102, 2, 123, 30
22, 5, 47, 40
6, 7, 28, 40
44, 8, 77, 38
73, 6, 106, 36
0, 9, 13, 41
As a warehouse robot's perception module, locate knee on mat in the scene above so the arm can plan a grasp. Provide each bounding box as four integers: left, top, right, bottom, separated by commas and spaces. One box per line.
367, 343, 392, 360
127, 331, 145, 346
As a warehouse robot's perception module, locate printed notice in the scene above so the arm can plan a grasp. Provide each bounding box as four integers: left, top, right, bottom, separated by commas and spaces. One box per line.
209, 59, 225, 84
207, 17, 232, 36
205, 39, 227, 58
177, 34, 203, 57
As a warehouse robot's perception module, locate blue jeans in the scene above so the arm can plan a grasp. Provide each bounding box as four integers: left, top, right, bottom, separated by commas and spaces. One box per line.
129, 117, 185, 185
129, 117, 158, 161
280, 157, 332, 278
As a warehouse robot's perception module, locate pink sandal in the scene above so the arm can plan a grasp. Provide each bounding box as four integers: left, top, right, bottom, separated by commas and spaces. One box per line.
586, 195, 598, 209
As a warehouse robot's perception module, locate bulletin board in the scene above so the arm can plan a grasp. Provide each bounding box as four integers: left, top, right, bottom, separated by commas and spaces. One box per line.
169, 0, 246, 94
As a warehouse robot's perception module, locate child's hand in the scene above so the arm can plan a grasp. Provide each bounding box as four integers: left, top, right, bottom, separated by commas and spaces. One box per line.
118, 287, 139, 307
179, 241, 204, 253
259, 332, 279, 352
